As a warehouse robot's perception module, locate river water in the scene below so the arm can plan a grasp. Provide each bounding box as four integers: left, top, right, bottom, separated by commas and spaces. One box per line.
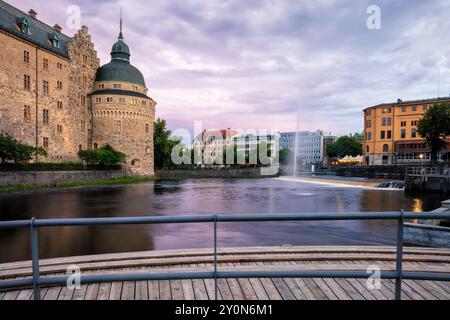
0, 178, 446, 263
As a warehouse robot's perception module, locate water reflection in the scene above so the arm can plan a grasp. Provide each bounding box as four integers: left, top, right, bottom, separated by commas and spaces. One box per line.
0, 178, 447, 263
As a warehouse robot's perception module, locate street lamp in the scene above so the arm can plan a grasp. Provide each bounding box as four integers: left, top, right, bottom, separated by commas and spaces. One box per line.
419, 153, 424, 172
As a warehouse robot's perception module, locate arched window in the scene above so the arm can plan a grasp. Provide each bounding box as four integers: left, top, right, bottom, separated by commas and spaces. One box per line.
366, 145, 370, 153
383, 144, 389, 153
131, 159, 141, 167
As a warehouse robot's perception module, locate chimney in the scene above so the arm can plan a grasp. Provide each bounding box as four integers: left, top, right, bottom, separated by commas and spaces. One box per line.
53, 24, 62, 33
28, 9, 37, 19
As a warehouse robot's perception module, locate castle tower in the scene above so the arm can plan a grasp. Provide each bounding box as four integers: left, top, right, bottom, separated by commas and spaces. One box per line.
91, 17, 156, 176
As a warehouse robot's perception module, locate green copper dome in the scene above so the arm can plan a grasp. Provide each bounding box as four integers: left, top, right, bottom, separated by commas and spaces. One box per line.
95, 29, 146, 87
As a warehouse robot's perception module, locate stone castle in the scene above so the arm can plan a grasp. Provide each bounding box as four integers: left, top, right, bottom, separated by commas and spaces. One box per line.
0, 1, 156, 176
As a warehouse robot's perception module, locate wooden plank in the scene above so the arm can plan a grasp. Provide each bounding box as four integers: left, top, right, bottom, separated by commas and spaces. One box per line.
217, 279, 233, 300
272, 279, 295, 300
204, 279, 222, 300
30, 288, 48, 300
283, 278, 306, 300
293, 278, 317, 300
43, 286, 62, 300
408, 281, 444, 300
334, 279, 365, 300
402, 280, 436, 300
181, 280, 196, 300
192, 279, 209, 300
423, 281, 450, 299
58, 286, 75, 300
226, 278, 245, 300
85, 283, 100, 300
310, 278, 336, 300
121, 281, 135, 300
346, 278, 379, 300
109, 282, 123, 300
16, 289, 34, 301
159, 280, 172, 300
96, 282, 111, 300
2, 290, 20, 300
170, 280, 185, 300
237, 278, 258, 300
248, 278, 269, 300
148, 281, 159, 300
135, 281, 148, 300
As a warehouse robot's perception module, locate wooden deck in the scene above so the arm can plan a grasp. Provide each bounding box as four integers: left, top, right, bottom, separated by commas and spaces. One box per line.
0, 246, 449, 300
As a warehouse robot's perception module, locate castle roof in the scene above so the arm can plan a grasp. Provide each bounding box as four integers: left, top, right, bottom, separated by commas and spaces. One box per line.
95, 12, 146, 87
0, 0, 71, 58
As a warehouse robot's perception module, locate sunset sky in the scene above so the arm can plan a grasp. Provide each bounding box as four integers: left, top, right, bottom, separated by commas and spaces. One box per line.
12, 0, 450, 138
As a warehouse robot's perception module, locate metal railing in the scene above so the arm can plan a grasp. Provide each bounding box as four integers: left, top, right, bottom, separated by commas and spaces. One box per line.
406, 167, 450, 176
1, 211, 450, 301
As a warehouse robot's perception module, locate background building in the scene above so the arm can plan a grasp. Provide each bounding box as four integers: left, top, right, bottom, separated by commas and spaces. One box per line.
363, 97, 450, 165
0, 1, 156, 175
280, 130, 335, 165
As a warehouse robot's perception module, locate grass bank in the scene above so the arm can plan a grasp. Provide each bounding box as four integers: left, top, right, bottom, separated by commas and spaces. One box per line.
0, 177, 153, 193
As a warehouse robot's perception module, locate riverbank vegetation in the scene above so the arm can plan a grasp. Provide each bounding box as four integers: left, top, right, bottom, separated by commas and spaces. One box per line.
0, 133, 47, 164
0, 176, 153, 193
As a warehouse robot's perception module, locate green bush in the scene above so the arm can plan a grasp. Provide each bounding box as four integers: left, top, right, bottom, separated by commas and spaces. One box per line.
78, 145, 126, 167
0, 133, 47, 164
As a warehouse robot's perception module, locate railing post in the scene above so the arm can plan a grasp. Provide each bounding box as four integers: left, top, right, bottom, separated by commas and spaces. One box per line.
30, 217, 41, 300
394, 209, 404, 300
213, 214, 218, 301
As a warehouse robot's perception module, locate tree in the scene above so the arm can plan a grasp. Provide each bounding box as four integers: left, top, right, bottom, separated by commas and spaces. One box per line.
279, 148, 292, 165
326, 136, 363, 159
153, 118, 181, 169
78, 145, 125, 166
0, 133, 47, 164
417, 103, 450, 162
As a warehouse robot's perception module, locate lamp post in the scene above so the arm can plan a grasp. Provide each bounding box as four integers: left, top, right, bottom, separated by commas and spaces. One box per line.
419, 153, 424, 173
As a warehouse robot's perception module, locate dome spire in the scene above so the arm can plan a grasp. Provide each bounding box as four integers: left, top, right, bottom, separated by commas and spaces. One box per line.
119, 8, 123, 39
110, 8, 130, 62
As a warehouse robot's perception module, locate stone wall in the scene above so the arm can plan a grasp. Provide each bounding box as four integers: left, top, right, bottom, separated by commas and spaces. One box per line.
156, 168, 278, 179
0, 170, 126, 187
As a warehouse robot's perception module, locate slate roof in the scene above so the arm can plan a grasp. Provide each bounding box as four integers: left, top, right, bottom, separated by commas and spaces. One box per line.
95, 60, 147, 87
0, 0, 71, 58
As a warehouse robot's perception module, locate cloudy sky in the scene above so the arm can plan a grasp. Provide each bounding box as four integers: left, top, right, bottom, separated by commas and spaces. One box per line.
12, 0, 450, 137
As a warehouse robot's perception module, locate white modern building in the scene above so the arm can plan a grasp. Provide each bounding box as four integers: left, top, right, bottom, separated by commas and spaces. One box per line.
280, 130, 335, 165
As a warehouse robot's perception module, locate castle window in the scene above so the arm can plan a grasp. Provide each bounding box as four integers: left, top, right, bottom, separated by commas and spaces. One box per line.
51, 34, 60, 48
142, 100, 147, 106
57, 62, 63, 70
20, 18, 30, 35
81, 95, 86, 106
43, 137, 49, 149
81, 120, 86, 132
98, 84, 104, 90
24, 51, 30, 63
43, 109, 49, 125
57, 81, 63, 90
119, 97, 125, 104
43, 58, 49, 70
131, 159, 141, 167
107, 97, 114, 103
23, 75, 31, 90
23, 105, 31, 122
114, 120, 122, 132
57, 125, 63, 133
145, 124, 150, 133
113, 84, 122, 89
95, 97, 101, 103
57, 101, 63, 109
43, 81, 49, 95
